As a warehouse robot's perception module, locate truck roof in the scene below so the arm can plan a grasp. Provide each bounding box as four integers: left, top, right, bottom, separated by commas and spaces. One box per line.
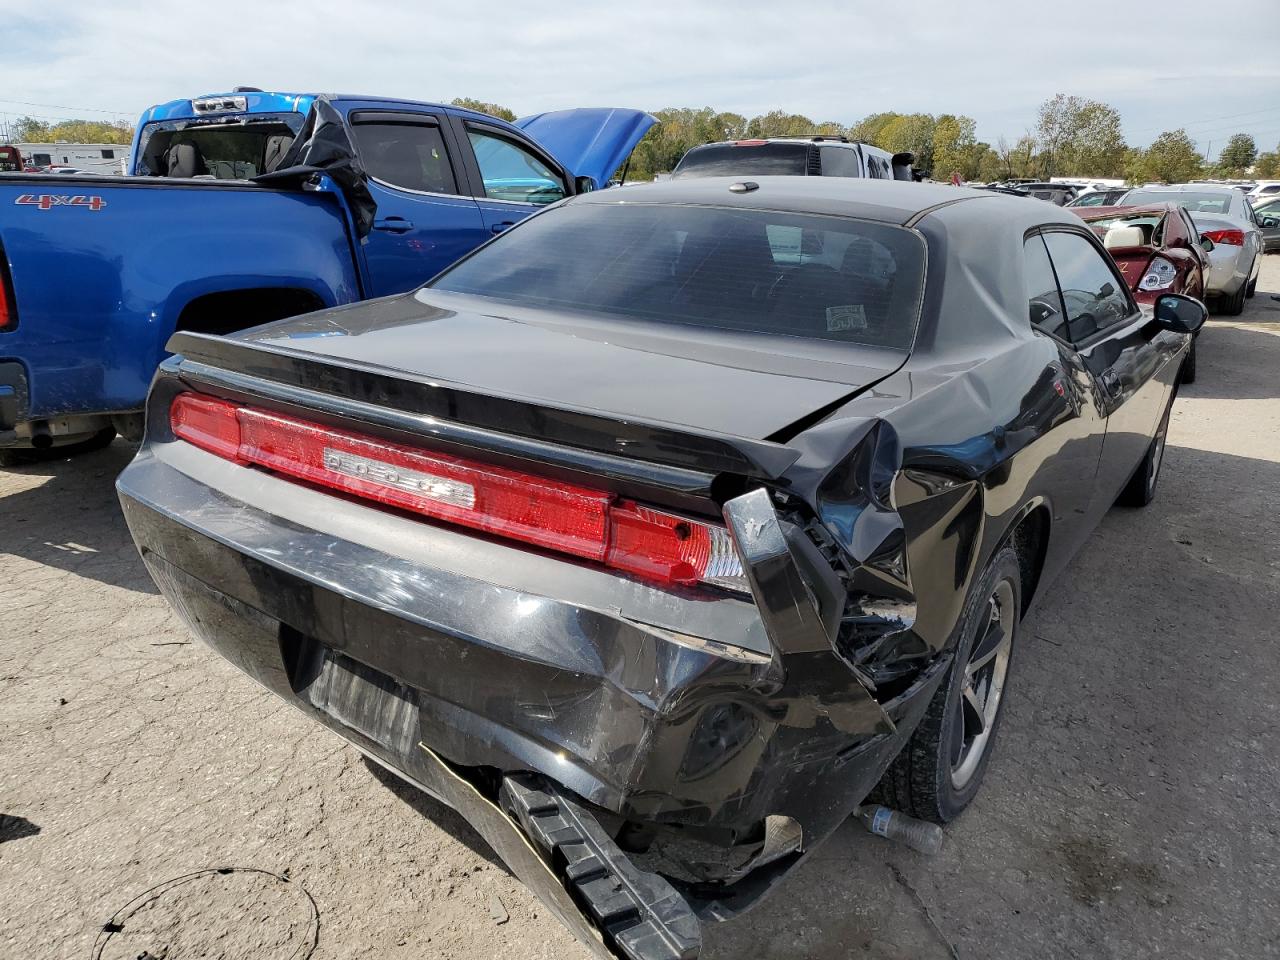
136, 91, 510, 127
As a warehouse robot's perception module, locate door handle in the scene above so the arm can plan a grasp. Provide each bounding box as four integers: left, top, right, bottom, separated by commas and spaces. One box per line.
373, 217, 414, 233
490, 221, 516, 235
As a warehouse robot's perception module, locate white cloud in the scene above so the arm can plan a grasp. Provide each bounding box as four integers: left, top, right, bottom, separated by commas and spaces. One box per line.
5, 0, 1280, 152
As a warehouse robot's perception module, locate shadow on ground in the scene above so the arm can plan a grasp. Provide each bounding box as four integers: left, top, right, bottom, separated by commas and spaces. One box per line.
0, 439, 157, 594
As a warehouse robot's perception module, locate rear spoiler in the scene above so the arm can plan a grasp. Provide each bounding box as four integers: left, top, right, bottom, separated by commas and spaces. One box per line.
166, 331, 802, 486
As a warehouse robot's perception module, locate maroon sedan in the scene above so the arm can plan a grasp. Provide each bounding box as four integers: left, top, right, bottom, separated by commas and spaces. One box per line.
1075, 202, 1208, 381
1075, 202, 1208, 303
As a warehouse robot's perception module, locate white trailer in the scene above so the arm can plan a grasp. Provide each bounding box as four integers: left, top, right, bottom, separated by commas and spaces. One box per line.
13, 142, 126, 174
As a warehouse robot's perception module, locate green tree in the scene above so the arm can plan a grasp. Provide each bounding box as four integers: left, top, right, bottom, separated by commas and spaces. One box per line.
932, 114, 978, 180
12, 116, 132, 144
1254, 146, 1280, 179
1127, 129, 1203, 184
1035, 94, 1126, 177
450, 98, 516, 122
1217, 133, 1257, 176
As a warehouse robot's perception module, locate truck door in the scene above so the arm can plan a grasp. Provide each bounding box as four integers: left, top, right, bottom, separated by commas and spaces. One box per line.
347, 110, 487, 296
451, 118, 570, 237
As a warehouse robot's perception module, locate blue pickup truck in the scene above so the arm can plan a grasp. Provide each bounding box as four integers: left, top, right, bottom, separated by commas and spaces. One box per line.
0, 90, 654, 461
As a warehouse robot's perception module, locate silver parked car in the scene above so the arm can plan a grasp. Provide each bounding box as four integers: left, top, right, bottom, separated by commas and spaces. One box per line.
1119, 184, 1263, 315
1253, 197, 1280, 253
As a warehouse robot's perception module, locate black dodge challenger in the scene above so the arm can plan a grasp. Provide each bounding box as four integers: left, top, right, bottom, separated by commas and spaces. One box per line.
117, 177, 1204, 959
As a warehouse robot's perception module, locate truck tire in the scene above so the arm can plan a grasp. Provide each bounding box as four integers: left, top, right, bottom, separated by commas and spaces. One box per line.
871, 544, 1023, 824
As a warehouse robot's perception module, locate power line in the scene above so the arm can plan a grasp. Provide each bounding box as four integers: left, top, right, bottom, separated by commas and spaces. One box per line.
0, 97, 135, 116
1125, 105, 1280, 138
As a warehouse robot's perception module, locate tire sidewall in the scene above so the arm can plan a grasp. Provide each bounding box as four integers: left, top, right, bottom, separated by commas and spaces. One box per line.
932, 545, 1023, 819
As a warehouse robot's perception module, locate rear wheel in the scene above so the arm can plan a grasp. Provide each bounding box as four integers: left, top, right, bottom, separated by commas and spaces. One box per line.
1223, 282, 1247, 316
871, 545, 1022, 824
1117, 400, 1171, 507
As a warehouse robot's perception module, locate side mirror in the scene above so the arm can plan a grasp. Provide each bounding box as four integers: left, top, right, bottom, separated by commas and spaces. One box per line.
574, 175, 596, 195
1199, 234, 1215, 252
1154, 293, 1207, 335
1261, 215, 1279, 228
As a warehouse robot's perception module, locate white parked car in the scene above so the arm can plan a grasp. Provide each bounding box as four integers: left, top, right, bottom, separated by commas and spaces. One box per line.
1118, 184, 1263, 315
1248, 182, 1280, 202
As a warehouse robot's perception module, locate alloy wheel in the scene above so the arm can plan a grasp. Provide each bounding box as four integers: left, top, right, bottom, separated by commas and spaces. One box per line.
949, 578, 1016, 790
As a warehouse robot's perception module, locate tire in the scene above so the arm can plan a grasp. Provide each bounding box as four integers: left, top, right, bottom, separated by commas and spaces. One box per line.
1224, 281, 1247, 316
871, 544, 1023, 824
1117, 400, 1171, 507
1180, 339, 1197, 385
1246, 276, 1257, 298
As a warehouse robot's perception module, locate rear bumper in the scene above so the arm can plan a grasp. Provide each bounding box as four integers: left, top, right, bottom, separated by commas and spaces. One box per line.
117, 441, 941, 948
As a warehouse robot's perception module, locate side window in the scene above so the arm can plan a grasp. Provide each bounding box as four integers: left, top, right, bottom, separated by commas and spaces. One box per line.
351, 121, 458, 194
1024, 234, 1068, 340
466, 128, 567, 205
819, 146, 862, 178
100, 149, 115, 159
1042, 231, 1134, 343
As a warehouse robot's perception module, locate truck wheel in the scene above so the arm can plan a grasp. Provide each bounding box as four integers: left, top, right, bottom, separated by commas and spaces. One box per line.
871, 544, 1022, 824
1180, 340, 1197, 384
1117, 400, 1171, 507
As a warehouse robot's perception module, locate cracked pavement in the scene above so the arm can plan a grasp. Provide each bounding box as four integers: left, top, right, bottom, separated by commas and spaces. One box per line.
2, 260, 1279, 959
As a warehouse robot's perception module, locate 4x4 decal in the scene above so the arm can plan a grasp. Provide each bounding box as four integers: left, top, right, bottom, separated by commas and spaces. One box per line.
14, 194, 107, 212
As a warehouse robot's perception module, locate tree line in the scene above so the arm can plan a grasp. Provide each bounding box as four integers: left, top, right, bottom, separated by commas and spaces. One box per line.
454, 95, 1279, 184
10, 96, 1278, 184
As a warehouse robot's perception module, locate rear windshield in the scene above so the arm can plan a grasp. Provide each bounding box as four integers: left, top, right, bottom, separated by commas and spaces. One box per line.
1123, 190, 1233, 215
430, 202, 926, 350
673, 142, 810, 178
135, 114, 305, 179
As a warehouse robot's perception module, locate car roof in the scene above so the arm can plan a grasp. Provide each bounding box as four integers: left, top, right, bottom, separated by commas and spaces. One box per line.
1077, 202, 1179, 219
1129, 183, 1238, 195
568, 175, 1083, 229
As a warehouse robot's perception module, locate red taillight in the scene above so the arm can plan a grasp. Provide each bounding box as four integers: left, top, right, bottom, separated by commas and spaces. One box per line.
171, 393, 243, 461
1203, 227, 1245, 246
0, 248, 16, 332
169, 393, 747, 592
733, 139, 769, 146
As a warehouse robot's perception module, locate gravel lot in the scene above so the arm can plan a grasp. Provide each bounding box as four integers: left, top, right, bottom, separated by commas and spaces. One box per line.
3, 259, 1278, 960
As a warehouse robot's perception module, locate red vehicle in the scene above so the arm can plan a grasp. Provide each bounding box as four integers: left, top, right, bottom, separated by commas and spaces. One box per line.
0, 145, 22, 173
1075, 202, 1208, 381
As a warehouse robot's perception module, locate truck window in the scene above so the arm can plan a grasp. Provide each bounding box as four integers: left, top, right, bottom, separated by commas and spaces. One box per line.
351, 121, 458, 195
466, 129, 566, 205
819, 145, 863, 178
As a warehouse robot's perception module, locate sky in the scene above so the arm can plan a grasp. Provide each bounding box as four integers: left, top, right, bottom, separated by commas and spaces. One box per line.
5, 0, 1280, 158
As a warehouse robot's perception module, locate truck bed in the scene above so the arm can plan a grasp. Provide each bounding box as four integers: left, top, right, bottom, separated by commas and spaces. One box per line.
0, 173, 361, 443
